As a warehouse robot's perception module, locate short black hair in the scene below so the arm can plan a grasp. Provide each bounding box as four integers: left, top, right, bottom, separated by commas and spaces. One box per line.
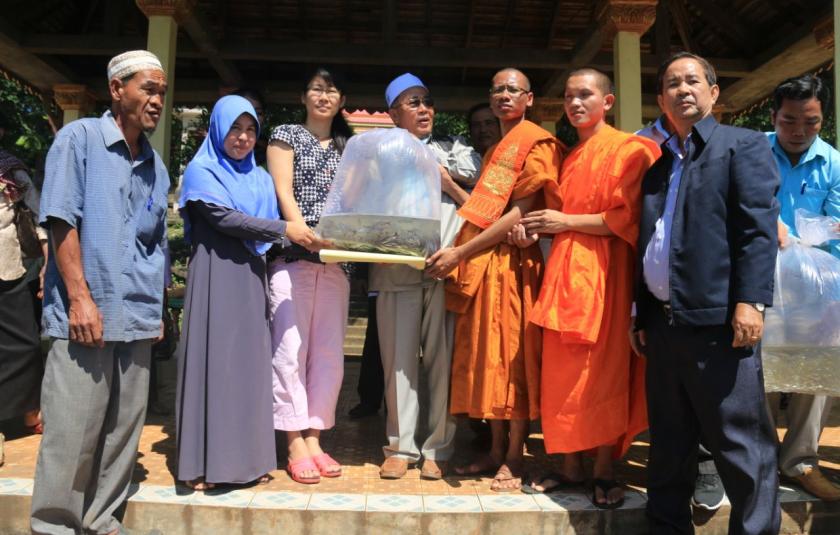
772, 75, 831, 115
467, 102, 491, 122
656, 52, 717, 95
232, 87, 266, 108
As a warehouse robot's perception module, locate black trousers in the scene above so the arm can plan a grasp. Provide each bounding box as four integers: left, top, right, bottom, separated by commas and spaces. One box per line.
644, 307, 780, 535
356, 295, 384, 408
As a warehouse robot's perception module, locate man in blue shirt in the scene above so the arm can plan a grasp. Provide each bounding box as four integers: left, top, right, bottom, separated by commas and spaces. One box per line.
30, 50, 169, 535
766, 74, 840, 502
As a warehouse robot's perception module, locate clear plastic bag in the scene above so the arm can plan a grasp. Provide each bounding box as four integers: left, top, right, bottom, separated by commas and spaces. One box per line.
316, 128, 441, 257
763, 210, 840, 395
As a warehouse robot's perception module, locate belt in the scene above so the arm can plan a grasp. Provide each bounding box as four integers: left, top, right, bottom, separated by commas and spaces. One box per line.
657, 299, 675, 325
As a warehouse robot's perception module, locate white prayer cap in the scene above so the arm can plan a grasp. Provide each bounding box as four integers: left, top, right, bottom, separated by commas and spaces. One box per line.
107, 50, 165, 81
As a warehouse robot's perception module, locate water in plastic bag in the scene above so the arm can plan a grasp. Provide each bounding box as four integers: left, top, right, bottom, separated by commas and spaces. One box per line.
316, 128, 441, 257
763, 209, 840, 395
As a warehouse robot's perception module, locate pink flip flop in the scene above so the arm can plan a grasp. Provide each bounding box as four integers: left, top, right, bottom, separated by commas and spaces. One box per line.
312, 453, 342, 478
286, 457, 321, 484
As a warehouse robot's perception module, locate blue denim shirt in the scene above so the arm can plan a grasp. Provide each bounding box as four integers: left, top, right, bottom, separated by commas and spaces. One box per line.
767, 132, 840, 259
40, 111, 170, 341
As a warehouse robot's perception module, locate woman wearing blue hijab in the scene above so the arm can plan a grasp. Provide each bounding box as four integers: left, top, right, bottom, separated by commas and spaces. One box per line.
176, 95, 314, 490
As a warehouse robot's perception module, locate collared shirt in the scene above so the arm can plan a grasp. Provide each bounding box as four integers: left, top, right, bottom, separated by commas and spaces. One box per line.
767, 132, 840, 258
636, 116, 671, 146
39, 110, 170, 341
642, 132, 692, 301
368, 134, 481, 292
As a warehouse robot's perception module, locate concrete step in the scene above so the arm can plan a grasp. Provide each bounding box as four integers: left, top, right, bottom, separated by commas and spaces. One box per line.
2, 482, 838, 535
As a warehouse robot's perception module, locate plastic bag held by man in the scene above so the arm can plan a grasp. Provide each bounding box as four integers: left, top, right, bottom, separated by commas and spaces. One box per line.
316, 128, 441, 258
763, 209, 840, 395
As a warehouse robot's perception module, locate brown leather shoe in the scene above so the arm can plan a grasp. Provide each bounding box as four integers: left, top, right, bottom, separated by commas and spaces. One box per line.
791, 467, 840, 501
421, 459, 448, 480
380, 456, 410, 479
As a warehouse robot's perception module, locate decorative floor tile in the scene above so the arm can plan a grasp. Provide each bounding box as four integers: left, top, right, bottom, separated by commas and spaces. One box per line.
619, 489, 648, 509
249, 491, 310, 510
0, 478, 33, 496
365, 494, 423, 512
130, 484, 195, 504
307, 492, 366, 511
423, 494, 482, 513
478, 494, 540, 512
191, 488, 254, 508
532, 491, 593, 512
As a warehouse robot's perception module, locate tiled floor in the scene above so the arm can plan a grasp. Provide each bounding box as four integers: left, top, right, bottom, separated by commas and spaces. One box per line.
2, 356, 840, 509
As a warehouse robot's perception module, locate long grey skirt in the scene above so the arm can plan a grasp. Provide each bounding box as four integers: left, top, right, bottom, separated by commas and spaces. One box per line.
175, 207, 277, 484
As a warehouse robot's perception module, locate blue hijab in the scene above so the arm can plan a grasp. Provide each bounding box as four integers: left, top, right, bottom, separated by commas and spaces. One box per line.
179, 95, 279, 256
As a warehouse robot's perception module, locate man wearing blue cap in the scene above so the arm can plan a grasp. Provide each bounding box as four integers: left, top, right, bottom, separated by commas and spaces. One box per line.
371, 73, 481, 480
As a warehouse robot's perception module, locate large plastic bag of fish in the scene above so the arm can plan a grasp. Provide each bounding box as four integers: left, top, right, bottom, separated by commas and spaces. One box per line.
763, 209, 840, 395
316, 128, 441, 258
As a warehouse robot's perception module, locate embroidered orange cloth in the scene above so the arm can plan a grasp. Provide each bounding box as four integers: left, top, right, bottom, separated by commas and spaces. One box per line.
532, 125, 659, 456
447, 121, 561, 421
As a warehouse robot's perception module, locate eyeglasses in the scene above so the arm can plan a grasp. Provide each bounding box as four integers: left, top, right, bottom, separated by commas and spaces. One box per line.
397, 96, 435, 110
307, 85, 341, 98
489, 84, 531, 97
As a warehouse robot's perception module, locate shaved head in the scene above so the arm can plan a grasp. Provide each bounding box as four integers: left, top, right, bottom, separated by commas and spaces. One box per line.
566, 68, 613, 96
494, 68, 531, 91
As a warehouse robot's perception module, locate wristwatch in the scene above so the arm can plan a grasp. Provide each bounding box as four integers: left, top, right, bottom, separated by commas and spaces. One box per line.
749, 302, 766, 313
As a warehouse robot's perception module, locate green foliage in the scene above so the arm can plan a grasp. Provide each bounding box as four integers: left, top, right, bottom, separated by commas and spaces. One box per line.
0, 76, 56, 169
433, 112, 469, 138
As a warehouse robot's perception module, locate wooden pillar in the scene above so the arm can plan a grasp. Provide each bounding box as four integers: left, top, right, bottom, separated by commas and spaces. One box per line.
136, 1, 193, 164
52, 84, 95, 126
600, 0, 657, 132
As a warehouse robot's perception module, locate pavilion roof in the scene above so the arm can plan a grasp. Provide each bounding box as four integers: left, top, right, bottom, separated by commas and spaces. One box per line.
0, 0, 833, 118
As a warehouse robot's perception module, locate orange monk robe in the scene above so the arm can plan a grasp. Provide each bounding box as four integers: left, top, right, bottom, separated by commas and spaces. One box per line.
447, 123, 562, 421
530, 125, 659, 457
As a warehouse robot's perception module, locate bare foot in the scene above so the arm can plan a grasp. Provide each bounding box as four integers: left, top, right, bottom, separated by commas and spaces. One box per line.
288, 435, 319, 480
455, 454, 502, 476
305, 437, 340, 475
490, 462, 524, 492
184, 478, 215, 491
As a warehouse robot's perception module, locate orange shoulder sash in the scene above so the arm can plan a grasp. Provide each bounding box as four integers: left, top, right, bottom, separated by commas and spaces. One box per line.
458, 120, 554, 229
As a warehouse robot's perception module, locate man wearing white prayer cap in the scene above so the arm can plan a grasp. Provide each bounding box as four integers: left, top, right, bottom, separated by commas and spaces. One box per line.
30, 51, 169, 534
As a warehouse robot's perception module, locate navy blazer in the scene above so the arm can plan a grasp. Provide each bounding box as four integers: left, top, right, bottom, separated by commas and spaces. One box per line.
635, 115, 780, 328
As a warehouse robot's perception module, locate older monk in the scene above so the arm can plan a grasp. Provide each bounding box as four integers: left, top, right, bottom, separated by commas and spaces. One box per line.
30, 50, 170, 535
427, 67, 562, 492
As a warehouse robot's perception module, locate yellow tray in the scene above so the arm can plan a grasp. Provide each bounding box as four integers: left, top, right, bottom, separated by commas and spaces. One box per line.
318, 249, 427, 270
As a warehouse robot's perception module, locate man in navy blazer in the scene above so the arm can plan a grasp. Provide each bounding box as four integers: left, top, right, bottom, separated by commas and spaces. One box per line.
631, 52, 781, 534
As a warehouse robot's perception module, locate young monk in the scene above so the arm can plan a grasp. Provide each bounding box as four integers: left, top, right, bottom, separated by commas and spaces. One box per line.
426, 68, 562, 492
517, 68, 659, 507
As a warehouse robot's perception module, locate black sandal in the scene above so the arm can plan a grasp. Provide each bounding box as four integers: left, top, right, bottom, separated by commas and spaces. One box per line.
591, 478, 625, 509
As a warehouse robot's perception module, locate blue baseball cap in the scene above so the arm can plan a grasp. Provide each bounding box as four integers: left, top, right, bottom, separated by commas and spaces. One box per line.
385, 73, 428, 108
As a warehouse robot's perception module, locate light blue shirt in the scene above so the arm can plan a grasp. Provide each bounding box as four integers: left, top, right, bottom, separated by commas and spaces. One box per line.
636, 116, 670, 146
767, 132, 840, 258
40, 111, 170, 341
642, 133, 692, 302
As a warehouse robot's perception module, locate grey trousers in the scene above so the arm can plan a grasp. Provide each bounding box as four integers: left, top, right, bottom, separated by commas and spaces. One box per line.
31, 339, 152, 535
767, 392, 835, 477
377, 282, 456, 462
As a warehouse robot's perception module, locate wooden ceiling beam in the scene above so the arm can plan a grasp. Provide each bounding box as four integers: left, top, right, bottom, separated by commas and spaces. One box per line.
176, 7, 243, 87
540, 21, 605, 97
383, 0, 397, 45
689, 0, 756, 53
667, 0, 694, 52
20, 33, 751, 77
718, 16, 833, 112
0, 16, 75, 91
